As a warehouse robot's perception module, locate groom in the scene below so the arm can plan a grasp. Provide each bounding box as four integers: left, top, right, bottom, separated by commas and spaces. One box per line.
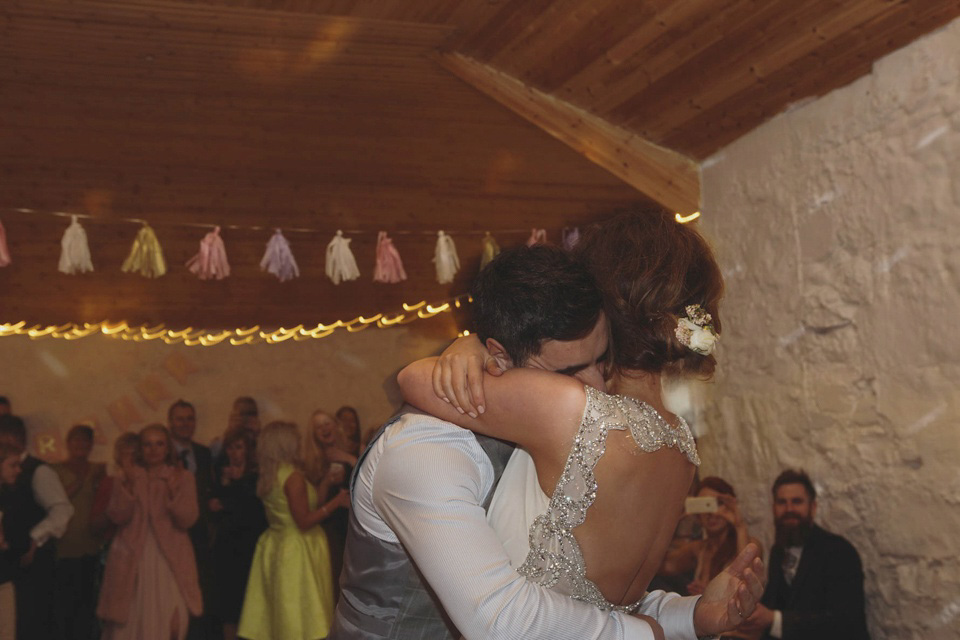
330, 246, 762, 639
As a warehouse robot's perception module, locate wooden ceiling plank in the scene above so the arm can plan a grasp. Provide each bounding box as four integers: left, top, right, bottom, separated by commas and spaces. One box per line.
615, 0, 898, 137
660, 0, 960, 158
448, 0, 560, 58
438, 52, 699, 213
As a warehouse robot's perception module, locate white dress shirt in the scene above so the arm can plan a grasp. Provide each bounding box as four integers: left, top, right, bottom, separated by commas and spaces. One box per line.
354, 413, 700, 640
20, 453, 74, 547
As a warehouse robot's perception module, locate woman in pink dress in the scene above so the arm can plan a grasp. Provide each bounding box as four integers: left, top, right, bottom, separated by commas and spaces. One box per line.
97, 424, 202, 640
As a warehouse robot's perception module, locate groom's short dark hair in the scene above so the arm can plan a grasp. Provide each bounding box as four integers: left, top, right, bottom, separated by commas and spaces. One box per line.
472, 245, 602, 365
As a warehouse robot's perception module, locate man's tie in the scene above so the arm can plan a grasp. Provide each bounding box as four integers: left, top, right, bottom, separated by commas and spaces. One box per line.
179, 448, 191, 471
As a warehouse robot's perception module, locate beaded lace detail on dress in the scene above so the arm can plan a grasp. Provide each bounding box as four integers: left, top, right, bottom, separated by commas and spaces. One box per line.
516, 386, 700, 612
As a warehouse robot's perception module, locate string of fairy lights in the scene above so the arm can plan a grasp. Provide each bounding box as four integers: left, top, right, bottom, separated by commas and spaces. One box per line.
0, 207, 700, 346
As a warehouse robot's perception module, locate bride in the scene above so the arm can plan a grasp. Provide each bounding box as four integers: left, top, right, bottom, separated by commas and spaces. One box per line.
398, 210, 759, 627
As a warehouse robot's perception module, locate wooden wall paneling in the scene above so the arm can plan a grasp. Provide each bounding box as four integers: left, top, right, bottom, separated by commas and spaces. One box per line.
439, 52, 700, 213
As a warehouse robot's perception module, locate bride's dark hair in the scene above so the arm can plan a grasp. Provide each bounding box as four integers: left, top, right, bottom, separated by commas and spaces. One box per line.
573, 208, 724, 378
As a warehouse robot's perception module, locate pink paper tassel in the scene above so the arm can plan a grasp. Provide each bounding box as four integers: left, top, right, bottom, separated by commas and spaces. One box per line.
186, 226, 230, 280
373, 231, 407, 283
0, 219, 10, 267
260, 229, 300, 282
562, 226, 580, 250
526, 228, 547, 246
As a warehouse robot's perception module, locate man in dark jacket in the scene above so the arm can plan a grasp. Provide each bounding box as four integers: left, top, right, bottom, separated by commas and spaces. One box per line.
740, 469, 870, 640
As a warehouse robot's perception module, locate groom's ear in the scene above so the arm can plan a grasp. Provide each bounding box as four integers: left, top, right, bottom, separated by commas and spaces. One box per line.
484, 338, 515, 371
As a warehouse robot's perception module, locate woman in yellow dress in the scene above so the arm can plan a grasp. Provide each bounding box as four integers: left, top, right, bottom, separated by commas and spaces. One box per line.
238, 421, 349, 640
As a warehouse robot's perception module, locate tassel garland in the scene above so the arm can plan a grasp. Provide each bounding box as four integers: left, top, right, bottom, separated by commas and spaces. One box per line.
433, 230, 460, 284
260, 229, 300, 282
526, 228, 547, 246
121, 223, 167, 278
373, 231, 407, 283
479, 232, 499, 271
58, 215, 94, 274
0, 219, 11, 267
562, 226, 580, 251
325, 230, 360, 285
186, 226, 230, 280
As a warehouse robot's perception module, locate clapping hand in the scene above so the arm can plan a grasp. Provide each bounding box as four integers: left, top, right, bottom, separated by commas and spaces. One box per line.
692, 542, 766, 637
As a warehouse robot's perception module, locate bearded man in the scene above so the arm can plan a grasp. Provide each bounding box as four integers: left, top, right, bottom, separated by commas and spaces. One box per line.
739, 469, 871, 640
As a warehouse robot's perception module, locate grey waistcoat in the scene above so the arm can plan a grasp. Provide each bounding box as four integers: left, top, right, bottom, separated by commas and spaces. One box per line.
328, 410, 514, 640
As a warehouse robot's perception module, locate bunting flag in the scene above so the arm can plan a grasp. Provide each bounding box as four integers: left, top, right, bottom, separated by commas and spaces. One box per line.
434, 230, 460, 284
260, 229, 300, 282
373, 231, 407, 283
58, 215, 95, 274
325, 230, 360, 285
0, 219, 11, 267
479, 232, 500, 271
562, 226, 580, 250
526, 228, 547, 246
121, 223, 167, 278
185, 226, 230, 280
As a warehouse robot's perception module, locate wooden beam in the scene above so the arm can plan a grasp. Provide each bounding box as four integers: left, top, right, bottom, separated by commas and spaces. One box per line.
437, 51, 700, 214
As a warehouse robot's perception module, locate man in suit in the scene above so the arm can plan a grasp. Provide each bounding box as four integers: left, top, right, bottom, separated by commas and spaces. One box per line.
168, 399, 215, 639
739, 469, 871, 640
0, 414, 75, 640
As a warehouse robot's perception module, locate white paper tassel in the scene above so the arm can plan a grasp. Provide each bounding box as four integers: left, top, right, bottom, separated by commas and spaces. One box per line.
58, 215, 95, 274
260, 229, 300, 282
325, 230, 360, 285
433, 230, 460, 284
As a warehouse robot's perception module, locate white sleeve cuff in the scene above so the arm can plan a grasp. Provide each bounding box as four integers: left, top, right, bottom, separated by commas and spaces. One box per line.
770, 609, 783, 638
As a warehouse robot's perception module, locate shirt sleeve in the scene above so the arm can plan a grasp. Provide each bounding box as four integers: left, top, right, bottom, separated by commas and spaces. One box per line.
370, 425, 659, 640
30, 464, 75, 546
634, 591, 701, 640
771, 609, 783, 638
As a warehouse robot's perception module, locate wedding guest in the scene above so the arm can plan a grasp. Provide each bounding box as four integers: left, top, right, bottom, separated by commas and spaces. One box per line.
237, 421, 347, 640
209, 427, 267, 640
211, 397, 261, 461
661, 477, 761, 602
739, 469, 870, 640
0, 414, 74, 640
0, 443, 25, 640
303, 409, 357, 600
97, 424, 202, 640
335, 406, 361, 456
53, 425, 107, 640
91, 432, 141, 542
168, 399, 215, 639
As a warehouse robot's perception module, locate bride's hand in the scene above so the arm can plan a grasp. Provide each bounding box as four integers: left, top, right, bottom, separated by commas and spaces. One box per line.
432, 334, 503, 418
692, 542, 765, 636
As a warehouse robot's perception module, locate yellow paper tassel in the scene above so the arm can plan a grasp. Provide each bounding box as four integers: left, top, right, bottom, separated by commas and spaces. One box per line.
479, 232, 500, 271
121, 223, 167, 278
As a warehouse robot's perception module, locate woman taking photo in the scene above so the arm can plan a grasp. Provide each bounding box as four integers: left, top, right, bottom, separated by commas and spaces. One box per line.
238, 421, 348, 640
97, 424, 201, 640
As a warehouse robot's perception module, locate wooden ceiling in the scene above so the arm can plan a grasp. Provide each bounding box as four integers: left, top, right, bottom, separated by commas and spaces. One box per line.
2, 0, 958, 329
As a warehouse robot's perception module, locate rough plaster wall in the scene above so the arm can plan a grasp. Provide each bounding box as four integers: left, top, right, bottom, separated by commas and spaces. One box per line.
699, 17, 960, 640
0, 319, 453, 462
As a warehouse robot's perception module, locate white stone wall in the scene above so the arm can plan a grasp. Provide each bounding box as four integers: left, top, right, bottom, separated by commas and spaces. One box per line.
0, 319, 453, 463
699, 17, 960, 640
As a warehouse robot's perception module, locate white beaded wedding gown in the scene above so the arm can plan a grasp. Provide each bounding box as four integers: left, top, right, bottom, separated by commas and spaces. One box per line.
487, 386, 700, 612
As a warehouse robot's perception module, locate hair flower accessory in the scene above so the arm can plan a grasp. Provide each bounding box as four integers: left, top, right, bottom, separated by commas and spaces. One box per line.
675, 304, 719, 355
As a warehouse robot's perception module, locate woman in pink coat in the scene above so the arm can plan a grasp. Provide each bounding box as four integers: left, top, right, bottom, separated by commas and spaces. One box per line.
97, 424, 202, 640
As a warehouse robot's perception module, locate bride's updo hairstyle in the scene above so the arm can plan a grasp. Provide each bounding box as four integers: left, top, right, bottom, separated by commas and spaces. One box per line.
573, 209, 724, 379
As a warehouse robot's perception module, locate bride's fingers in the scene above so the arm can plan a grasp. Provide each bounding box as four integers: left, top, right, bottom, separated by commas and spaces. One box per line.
726, 592, 743, 627
726, 542, 761, 578
432, 360, 447, 402
440, 363, 463, 414
744, 562, 765, 600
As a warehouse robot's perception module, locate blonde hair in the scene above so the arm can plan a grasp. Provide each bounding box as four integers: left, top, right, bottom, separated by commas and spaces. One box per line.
256, 421, 302, 497
302, 410, 331, 486
137, 424, 176, 467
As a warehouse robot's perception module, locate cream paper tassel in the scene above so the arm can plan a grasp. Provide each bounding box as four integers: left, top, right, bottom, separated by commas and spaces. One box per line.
325, 230, 360, 285
433, 230, 460, 284
58, 215, 95, 274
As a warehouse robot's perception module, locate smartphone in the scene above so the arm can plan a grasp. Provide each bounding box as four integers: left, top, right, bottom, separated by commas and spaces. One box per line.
685, 496, 718, 515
